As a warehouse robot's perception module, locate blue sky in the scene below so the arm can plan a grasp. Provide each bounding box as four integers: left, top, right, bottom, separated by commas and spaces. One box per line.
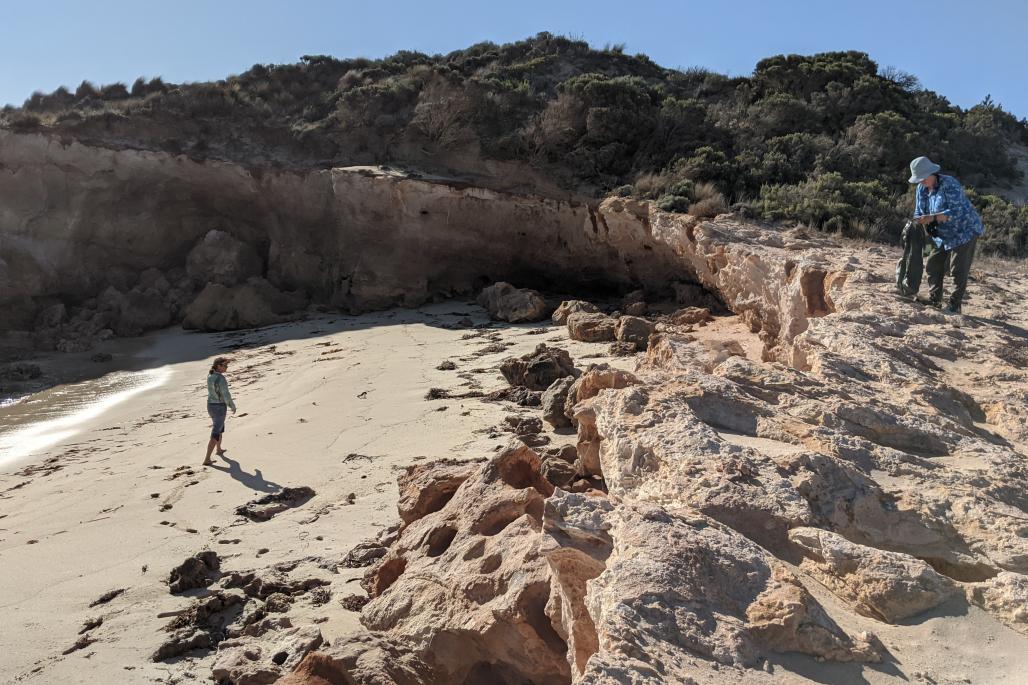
1, 0, 1025, 118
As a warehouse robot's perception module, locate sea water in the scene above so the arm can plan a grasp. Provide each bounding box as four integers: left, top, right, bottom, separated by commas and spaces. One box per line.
0, 367, 172, 465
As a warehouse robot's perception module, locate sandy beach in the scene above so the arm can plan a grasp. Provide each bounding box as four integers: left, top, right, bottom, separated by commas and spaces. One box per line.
0, 301, 633, 683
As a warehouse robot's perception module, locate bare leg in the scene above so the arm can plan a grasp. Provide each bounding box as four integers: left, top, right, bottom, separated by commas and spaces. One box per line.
216, 435, 226, 457
204, 438, 218, 465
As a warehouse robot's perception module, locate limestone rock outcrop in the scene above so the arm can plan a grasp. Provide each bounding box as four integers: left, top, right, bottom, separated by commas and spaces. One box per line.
788, 527, 957, 622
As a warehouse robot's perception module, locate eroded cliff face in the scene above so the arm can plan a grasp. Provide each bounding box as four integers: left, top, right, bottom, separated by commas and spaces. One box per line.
0, 131, 689, 336
2, 131, 845, 368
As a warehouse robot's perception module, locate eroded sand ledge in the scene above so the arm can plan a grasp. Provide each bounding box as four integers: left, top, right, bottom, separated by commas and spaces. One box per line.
2, 133, 1028, 684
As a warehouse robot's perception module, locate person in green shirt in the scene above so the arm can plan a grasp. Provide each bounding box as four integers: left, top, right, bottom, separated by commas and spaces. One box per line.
204, 357, 237, 466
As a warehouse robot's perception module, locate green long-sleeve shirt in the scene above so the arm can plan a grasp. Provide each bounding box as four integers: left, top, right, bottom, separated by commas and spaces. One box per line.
207, 372, 237, 412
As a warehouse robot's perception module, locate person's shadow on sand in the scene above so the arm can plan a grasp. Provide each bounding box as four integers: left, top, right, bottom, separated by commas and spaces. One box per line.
209, 453, 281, 493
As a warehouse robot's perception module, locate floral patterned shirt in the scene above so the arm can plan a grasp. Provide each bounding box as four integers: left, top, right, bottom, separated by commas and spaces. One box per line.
913, 174, 984, 250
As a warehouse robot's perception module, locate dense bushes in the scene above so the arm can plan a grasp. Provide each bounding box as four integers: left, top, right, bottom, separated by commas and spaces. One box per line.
3, 33, 1027, 255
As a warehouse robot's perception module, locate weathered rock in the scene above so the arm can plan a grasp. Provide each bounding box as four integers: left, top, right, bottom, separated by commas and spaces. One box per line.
477, 282, 548, 322
334, 445, 566, 685
669, 306, 713, 326
541, 376, 575, 429
967, 572, 1028, 634
113, 287, 173, 336
396, 457, 484, 525
483, 385, 541, 406
552, 300, 600, 325
235, 487, 315, 522
623, 301, 647, 316
566, 312, 616, 343
503, 415, 543, 436
544, 490, 614, 678
613, 315, 655, 350
342, 540, 389, 568
564, 363, 640, 423
499, 343, 575, 391
541, 456, 578, 488
183, 278, 308, 332
583, 503, 879, 680
644, 332, 745, 373
264, 592, 292, 613
789, 527, 957, 622
152, 590, 246, 661
186, 229, 264, 287
608, 341, 637, 356
211, 624, 323, 685
168, 550, 221, 594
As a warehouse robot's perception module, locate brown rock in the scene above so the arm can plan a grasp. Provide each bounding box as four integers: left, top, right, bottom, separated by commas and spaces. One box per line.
477, 282, 548, 322
669, 306, 713, 325
552, 299, 600, 325
613, 315, 655, 350
566, 312, 616, 343
335, 445, 565, 684
168, 550, 221, 594
499, 343, 575, 391
541, 456, 578, 488
541, 376, 575, 429
608, 341, 637, 356
623, 301, 647, 316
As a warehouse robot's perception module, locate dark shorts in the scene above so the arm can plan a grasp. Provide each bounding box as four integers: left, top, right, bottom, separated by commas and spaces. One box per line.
208, 402, 227, 438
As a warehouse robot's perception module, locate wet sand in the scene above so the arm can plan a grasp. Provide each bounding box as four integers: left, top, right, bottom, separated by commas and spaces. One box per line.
0, 301, 630, 683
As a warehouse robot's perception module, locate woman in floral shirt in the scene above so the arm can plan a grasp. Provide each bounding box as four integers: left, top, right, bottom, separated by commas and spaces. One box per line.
908, 156, 985, 314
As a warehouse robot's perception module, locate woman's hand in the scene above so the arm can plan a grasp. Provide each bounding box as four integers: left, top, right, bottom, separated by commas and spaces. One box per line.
916, 215, 934, 225
936, 214, 950, 223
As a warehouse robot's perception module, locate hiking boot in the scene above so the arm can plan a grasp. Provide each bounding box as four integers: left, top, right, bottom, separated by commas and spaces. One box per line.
944, 303, 961, 315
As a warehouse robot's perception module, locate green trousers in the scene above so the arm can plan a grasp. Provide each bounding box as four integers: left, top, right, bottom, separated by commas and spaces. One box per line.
925, 236, 977, 311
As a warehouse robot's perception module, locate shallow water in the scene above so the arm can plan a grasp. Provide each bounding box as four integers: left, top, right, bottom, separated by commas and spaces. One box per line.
0, 367, 172, 465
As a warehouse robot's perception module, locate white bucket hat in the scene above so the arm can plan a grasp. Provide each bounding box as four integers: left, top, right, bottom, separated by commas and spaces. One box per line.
909, 156, 941, 183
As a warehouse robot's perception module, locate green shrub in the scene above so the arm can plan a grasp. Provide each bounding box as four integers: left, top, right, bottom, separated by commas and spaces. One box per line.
656, 194, 691, 213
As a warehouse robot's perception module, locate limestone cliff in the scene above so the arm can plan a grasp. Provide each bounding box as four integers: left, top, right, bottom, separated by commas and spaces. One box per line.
1, 131, 687, 339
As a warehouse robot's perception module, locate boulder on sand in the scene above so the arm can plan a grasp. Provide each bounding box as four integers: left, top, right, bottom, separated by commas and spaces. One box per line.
499, 343, 576, 391
477, 282, 548, 322
614, 315, 655, 350
552, 300, 599, 325
567, 312, 616, 343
